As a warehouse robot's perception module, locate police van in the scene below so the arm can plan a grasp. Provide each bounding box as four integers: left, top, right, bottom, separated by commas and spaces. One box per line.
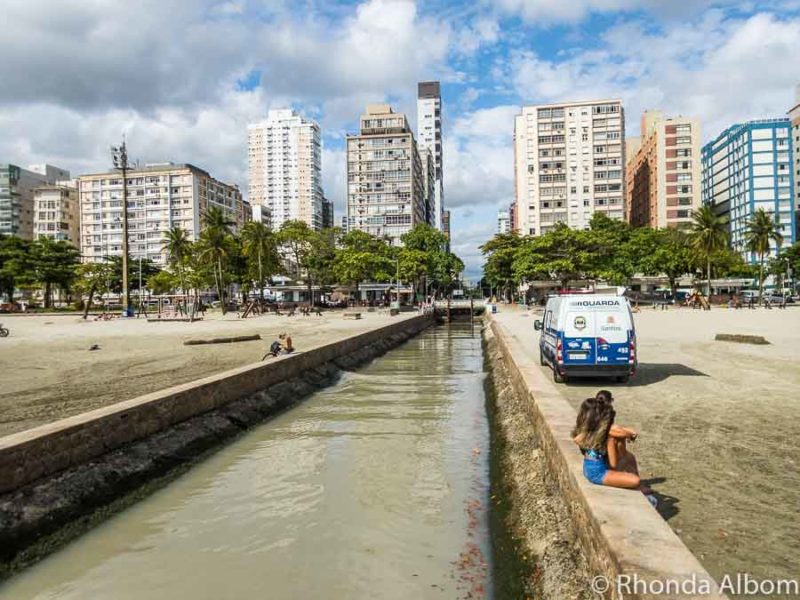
534, 294, 637, 384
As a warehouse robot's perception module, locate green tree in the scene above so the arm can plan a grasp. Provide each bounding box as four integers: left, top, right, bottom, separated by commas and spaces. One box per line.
73, 262, 113, 319
587, 213, 634, 285
332, 230, 394, 295
513, 224, 596, 289
0, 235, 32, 303
162, 226, 193, 301
147, 269, 178, 296
240, 221, 279, 302
401, 224, 452, 298
197, 206, 235, 313
277, 220, 317, 301
306, 227, 340, 301
689, 206, 728, 297
29, 238, 80, 308
637, 228, 694, 298
744, 208, 784, 301
480, 232, 523, 301
769, 242, 800, 292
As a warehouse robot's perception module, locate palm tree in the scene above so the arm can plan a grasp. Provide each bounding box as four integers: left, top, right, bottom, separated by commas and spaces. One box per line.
744, 208, 783, 301
199, 206, 234, 314
689, 206, 728, 298
162, 226, 192, 305
240, 221, 275, 302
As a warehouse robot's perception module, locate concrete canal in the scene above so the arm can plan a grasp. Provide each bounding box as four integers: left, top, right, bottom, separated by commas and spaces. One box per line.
1, 324, 499, 600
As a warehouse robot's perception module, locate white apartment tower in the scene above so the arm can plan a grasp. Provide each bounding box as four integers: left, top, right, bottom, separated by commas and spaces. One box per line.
248, 109, 324, 231
346, 104, 426, 245
78, 163, 247, 266
417, 81, 444, 230
514, 99, 625, 235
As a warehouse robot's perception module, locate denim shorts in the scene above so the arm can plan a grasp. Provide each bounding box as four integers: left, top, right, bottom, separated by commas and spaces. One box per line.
583, 457, 609, 485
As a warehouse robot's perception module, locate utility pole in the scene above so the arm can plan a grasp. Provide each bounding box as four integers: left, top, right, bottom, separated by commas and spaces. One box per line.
111, 140, 131, 317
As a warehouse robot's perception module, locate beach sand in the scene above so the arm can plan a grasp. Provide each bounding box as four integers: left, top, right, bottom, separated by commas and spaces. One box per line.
496, 306, 800, 586
0, 310, 413, 438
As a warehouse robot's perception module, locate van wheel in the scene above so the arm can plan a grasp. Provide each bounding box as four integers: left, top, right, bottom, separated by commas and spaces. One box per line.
553, 367, 566, 384
616, 375, 629, 384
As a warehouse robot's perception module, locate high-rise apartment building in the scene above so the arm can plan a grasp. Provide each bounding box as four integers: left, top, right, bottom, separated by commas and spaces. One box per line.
248, 109, 324, 231
789, 84, 800, 238
421, 148, 436, 226
33, 180, 80, 245
625, 111, 702, 229
443, 210, 451, 242
702, 119, 795, 264
513, 99, 625, 236
497, 207, 511, 234
346, 104, 426, 245
321, 198, 334, 229
0, 163, 70, 239
78, 163, 247, 266
417, 81, 444, 230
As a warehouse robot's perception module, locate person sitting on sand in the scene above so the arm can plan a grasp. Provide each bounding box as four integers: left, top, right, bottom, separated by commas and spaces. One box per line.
572, 390, 657, 507
262, 332, 294, 360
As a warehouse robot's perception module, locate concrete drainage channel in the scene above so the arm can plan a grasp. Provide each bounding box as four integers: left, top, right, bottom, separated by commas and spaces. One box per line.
483, 325, 594, 599
0, 315, 433, 579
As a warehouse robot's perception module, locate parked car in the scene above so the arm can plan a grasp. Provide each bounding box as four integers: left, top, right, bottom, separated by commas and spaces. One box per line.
767, 293, 795, 304
534, 294, 637, 384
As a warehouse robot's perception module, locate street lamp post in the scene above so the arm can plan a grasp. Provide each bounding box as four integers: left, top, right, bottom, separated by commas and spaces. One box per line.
111, 140, 131, 317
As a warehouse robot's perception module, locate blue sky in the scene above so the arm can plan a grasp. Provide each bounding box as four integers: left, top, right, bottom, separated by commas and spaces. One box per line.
1, 0, 800, 278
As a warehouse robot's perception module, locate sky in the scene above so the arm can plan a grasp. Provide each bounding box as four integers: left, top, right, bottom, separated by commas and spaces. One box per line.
2, 0, 800, 279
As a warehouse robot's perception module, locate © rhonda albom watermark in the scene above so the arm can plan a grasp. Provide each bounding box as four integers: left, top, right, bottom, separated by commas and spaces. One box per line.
591, 573, 800, 596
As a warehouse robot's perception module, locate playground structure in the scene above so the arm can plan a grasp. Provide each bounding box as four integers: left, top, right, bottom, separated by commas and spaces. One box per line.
684, 290, 711, 310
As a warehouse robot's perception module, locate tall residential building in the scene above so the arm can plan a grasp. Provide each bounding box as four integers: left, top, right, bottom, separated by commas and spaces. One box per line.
421, 148, 436, 225
497, 207, 511, 234
78, 163, 247, 266
625, 111, 702, 229
702, 119, 795, 264
442, 210, 451, 242
248, 109, 324, 231
513, 99, 625, 236
33, 180, 80, 245
0, 164, 70, 239
340, 215, 349, 233
789, 84, 800, 238
417, 81, 444, 230
321, 198, 334, 229
346, 104, 426, 245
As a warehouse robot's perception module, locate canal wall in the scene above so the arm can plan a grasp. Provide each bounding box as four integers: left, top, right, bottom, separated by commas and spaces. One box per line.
484, 317, 727, 600
0, 313, 433, 576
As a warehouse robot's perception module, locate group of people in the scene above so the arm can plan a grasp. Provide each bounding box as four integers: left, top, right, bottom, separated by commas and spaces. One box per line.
573, 390, 658, 508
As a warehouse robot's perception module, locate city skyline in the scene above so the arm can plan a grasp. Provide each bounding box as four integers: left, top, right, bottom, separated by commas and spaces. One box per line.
2, 0, 800, 276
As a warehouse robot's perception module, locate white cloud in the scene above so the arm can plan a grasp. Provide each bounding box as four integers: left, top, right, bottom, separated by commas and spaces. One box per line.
492, 0, 741, 24
508, 12, 800, 140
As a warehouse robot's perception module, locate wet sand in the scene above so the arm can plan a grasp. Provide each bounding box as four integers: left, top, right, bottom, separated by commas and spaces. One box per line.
494, 306, 800, 587
0, 310, 417, 438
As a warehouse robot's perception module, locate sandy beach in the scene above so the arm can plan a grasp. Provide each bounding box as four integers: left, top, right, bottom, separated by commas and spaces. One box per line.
0, 310, 415, 438
495, 305, 800, 586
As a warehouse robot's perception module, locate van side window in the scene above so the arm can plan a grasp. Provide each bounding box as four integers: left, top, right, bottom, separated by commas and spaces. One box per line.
544, 310, 552, 330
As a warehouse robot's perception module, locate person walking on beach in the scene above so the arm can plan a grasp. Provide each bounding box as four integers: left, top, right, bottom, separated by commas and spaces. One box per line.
573, 390, 657, 507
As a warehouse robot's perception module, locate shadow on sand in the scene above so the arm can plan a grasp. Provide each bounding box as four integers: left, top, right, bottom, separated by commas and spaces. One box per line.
567, 363, 709, 387
642, 477, 681, 521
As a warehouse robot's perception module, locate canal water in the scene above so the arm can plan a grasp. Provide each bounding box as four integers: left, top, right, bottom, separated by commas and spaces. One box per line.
1, 324, 495, 600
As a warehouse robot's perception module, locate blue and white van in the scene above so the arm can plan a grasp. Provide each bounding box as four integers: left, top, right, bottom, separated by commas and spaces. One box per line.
534, 294, 637, 384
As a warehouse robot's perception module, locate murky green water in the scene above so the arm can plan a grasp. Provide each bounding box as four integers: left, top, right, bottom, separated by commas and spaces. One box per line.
1, 325, 493, 600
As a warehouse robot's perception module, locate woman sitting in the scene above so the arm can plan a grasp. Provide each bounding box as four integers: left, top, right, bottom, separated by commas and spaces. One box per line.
572, 390, 657, 507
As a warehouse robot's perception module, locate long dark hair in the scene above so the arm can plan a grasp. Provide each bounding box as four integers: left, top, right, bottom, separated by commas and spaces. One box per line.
572, 394, 616, 452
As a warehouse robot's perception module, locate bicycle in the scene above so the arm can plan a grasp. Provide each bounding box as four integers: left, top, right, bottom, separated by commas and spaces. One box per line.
0, 323, 8, 337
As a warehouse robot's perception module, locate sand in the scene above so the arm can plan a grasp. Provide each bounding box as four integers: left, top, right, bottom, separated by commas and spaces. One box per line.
493, 306, 800, 587
0, 310, 415, 438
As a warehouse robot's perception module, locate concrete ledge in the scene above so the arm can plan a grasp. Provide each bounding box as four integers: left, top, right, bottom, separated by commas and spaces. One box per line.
488, 315, 726, 599
0, 313, 433, 495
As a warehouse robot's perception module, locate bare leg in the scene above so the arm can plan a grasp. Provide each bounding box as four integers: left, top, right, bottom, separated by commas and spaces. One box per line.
602, 470, 641, 489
